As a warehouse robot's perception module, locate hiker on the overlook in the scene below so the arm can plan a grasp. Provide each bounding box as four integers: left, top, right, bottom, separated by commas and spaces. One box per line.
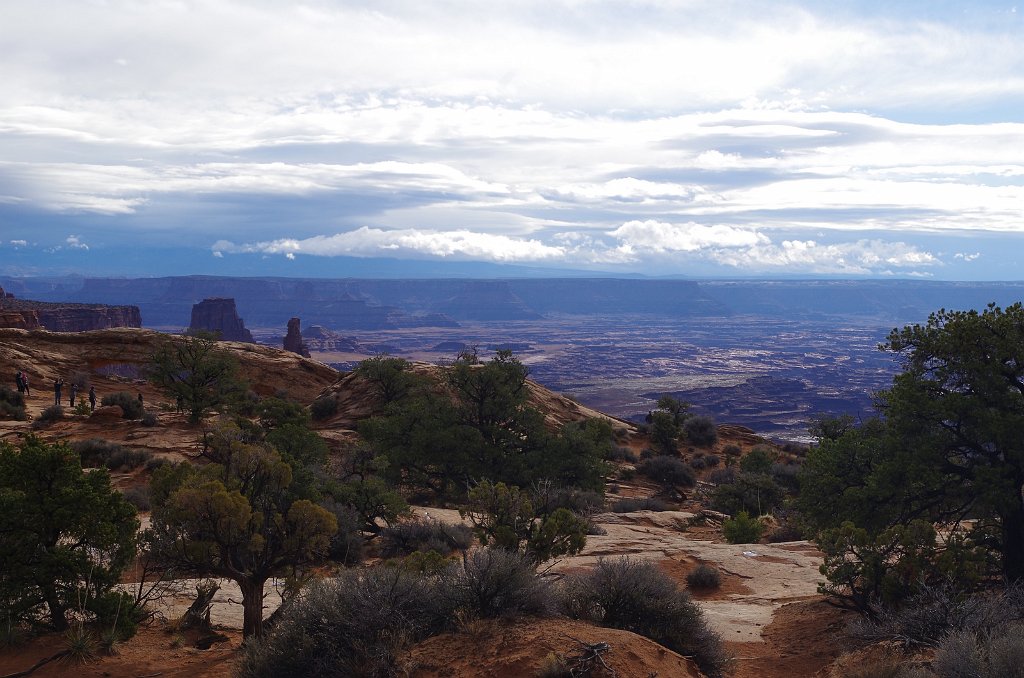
22, 373, 29, 397
69, 382, 78, 407
54, 377, 63, 406
15, 371, 24, 395
89, 386, 96, 412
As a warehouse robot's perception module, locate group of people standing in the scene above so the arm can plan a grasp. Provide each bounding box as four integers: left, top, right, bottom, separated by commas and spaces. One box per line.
14, 371, 97, 411
50, 377, 96, 410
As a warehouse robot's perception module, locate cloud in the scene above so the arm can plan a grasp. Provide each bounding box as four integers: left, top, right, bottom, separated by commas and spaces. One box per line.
9, 239, 27, 246
65, 234, 88, 250
710, 238, 939, 275
611, 220, 770, 253
954, 252, 981, 261
213, 227, 566, 262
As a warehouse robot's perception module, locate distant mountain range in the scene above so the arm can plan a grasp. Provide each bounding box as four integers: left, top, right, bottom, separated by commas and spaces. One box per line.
2, 275, 1022, 330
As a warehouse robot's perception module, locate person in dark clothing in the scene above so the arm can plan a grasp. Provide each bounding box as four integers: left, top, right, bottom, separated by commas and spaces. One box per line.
54, 377, 64, 406
89, 386, 96, 412
69, 383, 78, 407
15, 371, 24, 394
22, 373, 29, 397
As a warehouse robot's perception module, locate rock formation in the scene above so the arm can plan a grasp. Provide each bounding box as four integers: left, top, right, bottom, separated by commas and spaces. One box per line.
0, 291, 139, 331
283, 317, 310, 357
188, 298, 254, 342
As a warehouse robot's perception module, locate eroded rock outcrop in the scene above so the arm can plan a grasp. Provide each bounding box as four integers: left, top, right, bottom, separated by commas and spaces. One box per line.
283, 318, 310, 358
189, 298, 254, 343
0, 291, 138, 331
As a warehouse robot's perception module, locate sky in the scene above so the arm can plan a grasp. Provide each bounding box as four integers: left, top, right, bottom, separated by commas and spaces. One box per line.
1, 0, 1024, 279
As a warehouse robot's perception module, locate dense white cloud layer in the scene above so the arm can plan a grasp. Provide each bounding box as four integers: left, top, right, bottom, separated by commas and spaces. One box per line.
2, 1, 1023, 277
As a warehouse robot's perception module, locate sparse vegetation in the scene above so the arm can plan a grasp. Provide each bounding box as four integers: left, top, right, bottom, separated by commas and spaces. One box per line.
683, 414, 718, 446
560, 557, 729, 678
610, 497, 668, 513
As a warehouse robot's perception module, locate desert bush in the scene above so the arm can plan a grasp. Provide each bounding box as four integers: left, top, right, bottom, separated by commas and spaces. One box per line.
770, 461, 800, 492
0, 386, 27, 421
320, 500, 364, 565
105, 448, 150, 471
310, 395, 339, 421
690, 457, 707, 470
707, 467, 736, 485
101, 391, 144, 419
849, 582, 1024, 648
930, 623, 1024, 678
140, 411, 158, 427
686, 564, 722, 590
740, 446, 774, 474
238, 568, 447, 678
145, 456, 169, 472
605, 445, 638, 463
709, 471, 784, 516
683, 415, 718, 446
380, 519, 475, 558
32, 404, 64, 428
723, 511, 764, 544
70, 439, 149, 471
766, 522, 804, 543
533, 487, 605, 517
122, 486, 151, 512
705, 453, 721, 467
560, 557, 729, 678
610, 497, 668, 513
438, 548, 551, 620
637, 456, 695, 488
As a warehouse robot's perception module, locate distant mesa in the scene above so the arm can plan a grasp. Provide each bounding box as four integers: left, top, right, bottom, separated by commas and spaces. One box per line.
0, 286, 141, 332
432, 341, 468, 352
283, 317, 311, 358
303, 325, 363, 352
189, 298, 254, 342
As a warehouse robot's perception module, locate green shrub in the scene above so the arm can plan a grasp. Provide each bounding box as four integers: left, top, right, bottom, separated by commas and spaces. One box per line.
560, 557, 729, 678
637, 456, 695, 488
310, 395, 339, 421
740, 446, 774, 474
709, 471, 784, 516
723, 511, 764, 544
683, 415, 718, 446
606, 445, 638, 463
140, 411, 158, 427
101, 391, 144, 419
380, 519, 475, 558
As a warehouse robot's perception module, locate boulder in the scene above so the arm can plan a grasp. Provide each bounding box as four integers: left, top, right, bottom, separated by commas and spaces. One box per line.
90, 405, 124, 420
189, 298, 254, 342
283, 317, 311, 357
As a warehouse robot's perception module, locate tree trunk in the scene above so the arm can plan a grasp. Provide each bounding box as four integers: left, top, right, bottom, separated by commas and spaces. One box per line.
238, 577, 267, 639
1002, 500, 1024, 583
42, 587, 68, 631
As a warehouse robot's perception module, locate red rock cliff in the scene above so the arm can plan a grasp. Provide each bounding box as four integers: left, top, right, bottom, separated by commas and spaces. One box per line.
0, 290, 139, 331
189, 298, 254, 342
